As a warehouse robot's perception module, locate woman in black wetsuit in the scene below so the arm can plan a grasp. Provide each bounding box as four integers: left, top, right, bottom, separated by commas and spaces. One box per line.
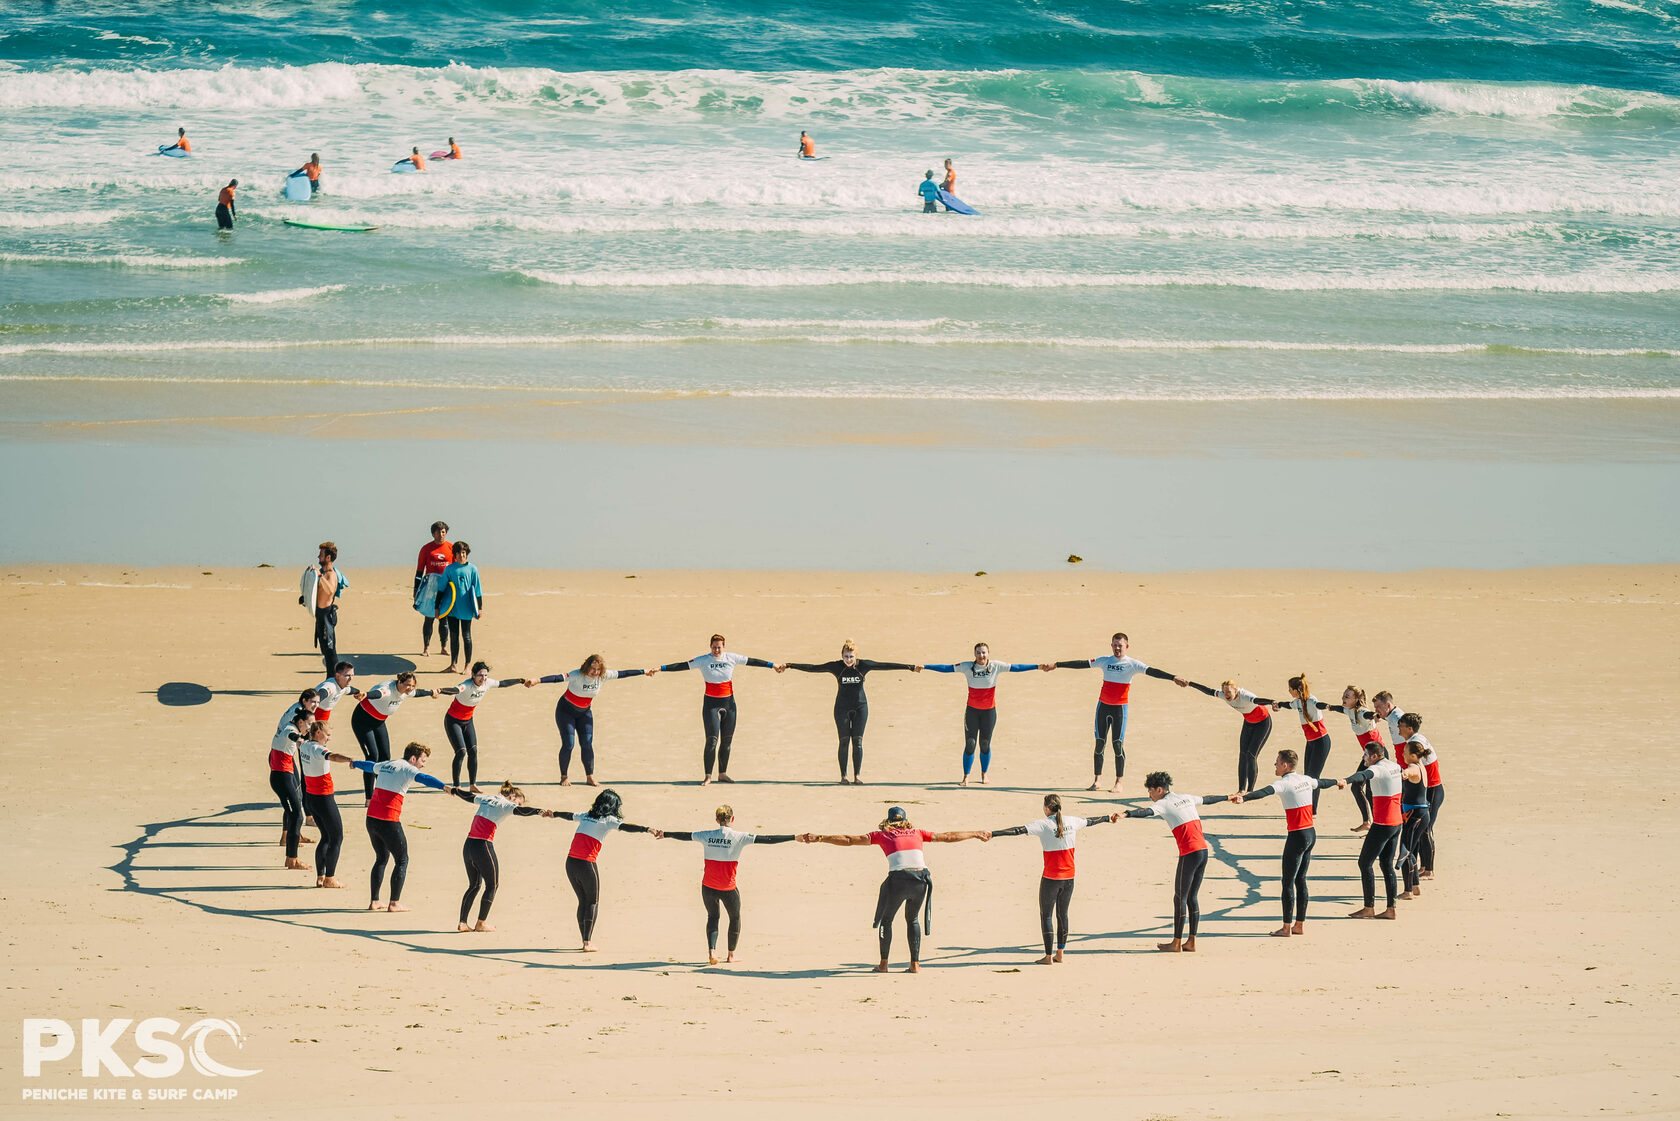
786, 639, 921, 783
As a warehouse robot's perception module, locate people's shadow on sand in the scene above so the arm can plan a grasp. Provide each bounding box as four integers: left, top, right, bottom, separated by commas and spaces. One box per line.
153, 682, 301, 707
271, 653, 418, 677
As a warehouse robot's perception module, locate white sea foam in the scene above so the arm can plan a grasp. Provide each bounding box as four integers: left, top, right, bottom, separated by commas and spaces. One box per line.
0, 251, 245, 268
218, 285, 347, 304
514, 266, 1680, 294
0, 209, 135, 229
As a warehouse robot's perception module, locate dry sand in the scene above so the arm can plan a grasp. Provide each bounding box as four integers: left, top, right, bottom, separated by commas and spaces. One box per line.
5, 564, 1677, 1119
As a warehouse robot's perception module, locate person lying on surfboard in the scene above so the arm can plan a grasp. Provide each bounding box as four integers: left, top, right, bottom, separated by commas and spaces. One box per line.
797, 131, 816, 158
918, 171, 940, 213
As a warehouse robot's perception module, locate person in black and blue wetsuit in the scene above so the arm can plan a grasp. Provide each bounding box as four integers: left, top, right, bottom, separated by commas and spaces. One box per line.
923, 643, 1047, 785
786, 639, 920, 783
1048, 632, 1188, 794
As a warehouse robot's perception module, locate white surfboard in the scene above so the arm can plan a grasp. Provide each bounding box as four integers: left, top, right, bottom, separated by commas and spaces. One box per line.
300, 565, 319, 618
413, 572, 443, 615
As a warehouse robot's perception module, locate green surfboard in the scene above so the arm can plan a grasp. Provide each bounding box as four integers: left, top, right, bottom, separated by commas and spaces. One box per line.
283, 218, 380, 232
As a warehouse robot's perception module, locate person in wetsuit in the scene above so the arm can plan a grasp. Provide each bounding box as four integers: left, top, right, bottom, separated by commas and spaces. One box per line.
785, 639, 920, 783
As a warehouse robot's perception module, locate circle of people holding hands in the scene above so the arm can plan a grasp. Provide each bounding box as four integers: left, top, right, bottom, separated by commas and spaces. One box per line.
273, 528, 1446, 971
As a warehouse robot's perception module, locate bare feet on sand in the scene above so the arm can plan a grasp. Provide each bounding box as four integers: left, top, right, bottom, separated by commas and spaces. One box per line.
386, 901, 411, 913
285, 858, 307, 870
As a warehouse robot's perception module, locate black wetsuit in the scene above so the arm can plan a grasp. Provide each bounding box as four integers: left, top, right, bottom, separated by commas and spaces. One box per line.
1184, 681, 1276, 792
450, 788, 543, 924
1243, 776, 1338, 924
786, 659, 914, 778
1398, 768, 1432, 897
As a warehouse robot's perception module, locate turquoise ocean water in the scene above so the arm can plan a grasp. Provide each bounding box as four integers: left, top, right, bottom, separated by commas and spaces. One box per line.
3, 0, 1680, 401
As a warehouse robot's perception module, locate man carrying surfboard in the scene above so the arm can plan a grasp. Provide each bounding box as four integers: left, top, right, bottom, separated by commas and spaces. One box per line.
415, 521, 452, 657
215, 180, 237, 229
918, 171, 940, 213
306, 542, 348, 676
797, 131, 816, 159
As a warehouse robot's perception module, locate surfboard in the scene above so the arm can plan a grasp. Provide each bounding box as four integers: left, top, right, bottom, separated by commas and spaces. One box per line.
300, 566, 318, 618
432, 580, 458, 619
283, 174, 312, 202
392, 160, 418, 174
156, 145, 189, 158
937, 188, 978, 215
283, 219, 380, 232
413, 572, 446, 616
429, 151, 451, 160
795, 154, 830, 161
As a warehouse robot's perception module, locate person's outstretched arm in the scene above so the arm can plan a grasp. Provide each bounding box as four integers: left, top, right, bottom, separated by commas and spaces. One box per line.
1197, 794, 1225, 806
658, 659, 694, 672
857, 660, 915, 672
618, 822, 651, 834
449, 788, 477, 803
1183, 679, 1219, 697
1239, 785, 1276, 802
785, 661, 840, 674
931, 830, 990, 842
988, 824, 1029, 837
798, 833, 871, 845
1084, 814, 1119, 826
922, 664, 957, 673
659, 830, 696, 841
752, 835, 797, 844
1122, 807, 1156, 819
1052, 659, 1092, 670
1004, 663, 1039, 673
412, 772, 448, 791
551, 810, 577, 821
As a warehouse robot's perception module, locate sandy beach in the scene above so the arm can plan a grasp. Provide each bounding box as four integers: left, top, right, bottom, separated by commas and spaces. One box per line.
6, 563, 1676, 1119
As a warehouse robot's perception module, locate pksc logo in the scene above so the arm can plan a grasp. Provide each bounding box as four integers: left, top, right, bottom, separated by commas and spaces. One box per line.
23, 1018, 262, 1078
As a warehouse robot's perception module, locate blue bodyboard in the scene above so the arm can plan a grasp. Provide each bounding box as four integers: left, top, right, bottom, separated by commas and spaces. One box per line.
937, 188, 977, 215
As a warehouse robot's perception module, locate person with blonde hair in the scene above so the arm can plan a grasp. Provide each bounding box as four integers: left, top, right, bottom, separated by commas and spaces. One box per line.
448, 779, 553, 932
653, 804, 796, 964
533, 654, 662, 786
1323, 685, 1383, 832
987, 794, 1119, 964
1272, 674, 1333, 810
785, 639, 920, 783
799, 807, 989, 972
1180, 677, 1276, 793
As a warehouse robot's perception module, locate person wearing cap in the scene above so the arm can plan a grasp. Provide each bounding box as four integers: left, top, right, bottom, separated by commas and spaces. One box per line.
917, 170, 940, 213
799, 807, 989, 973
414, 520, 452, 657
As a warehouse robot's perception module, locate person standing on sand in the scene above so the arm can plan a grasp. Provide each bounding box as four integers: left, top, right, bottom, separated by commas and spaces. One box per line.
1397, 712, 1443, 879
986, 794, 1119, 964
350, 742, 448, 912
1122, 771, 1227, 953
215, 179, 237, 229
533, 655, 662, 787
1339, 741, 1403, 920
434, 661, 530, 791
1396, 735, 1432, 902
918, 170, 940, 213
1322, 686, 1383, 832
799, 806, 989, 973
269, 707, 315, 870
293, 719, 358, 889
554, 789, 654, 952
1272, 674, 1334, 810
415, 521, 452, 657
1229, 749, 1338, 938
658, 635, 785, 786
351, 673, 441, 801
652, 805, 797, 965
307, 542, 347, 676
1179, 679, 1276, 794
440, 541, 482, 675
922, 643, 1047, 786
785, 640, 921, 784
449, 780, 552, 932
1048, 632, 1190, 793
